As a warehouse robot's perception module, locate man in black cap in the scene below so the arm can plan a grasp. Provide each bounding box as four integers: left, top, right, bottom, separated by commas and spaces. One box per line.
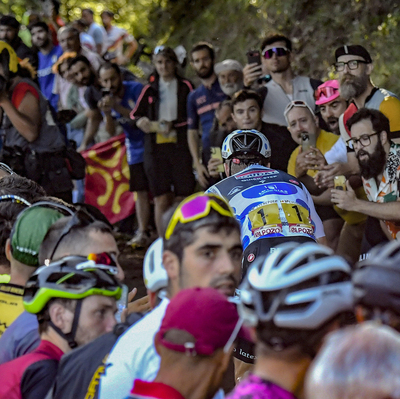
334, 44, 400, 144
0, 15, 38, 71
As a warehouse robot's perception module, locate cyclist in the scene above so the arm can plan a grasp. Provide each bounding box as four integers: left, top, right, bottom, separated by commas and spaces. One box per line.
207, 129, 325, 275
353, 240, 400, 331
228, 242, 354, 399
0, 256, 122, 399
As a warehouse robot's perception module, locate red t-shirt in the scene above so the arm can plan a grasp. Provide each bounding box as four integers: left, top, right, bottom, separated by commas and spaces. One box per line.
129, 380, 186, 399
11, 82, 40, 108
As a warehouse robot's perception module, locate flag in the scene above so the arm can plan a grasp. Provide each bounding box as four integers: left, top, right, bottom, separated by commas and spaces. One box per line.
82, 134, 135, 224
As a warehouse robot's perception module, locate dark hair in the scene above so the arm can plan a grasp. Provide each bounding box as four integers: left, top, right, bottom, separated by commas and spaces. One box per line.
231, 89, 263, 112
154, 46, 179, 64
39, 217, 113, 264
82, 8, 94, 15
28, 21, 50, 33
347, 108, 390, 136
50, 0, 61, 15
0, 176, 46, 266
101, 10, 114, 18
68, 54, 92, 70
73, 19, 87, 30
261, 34, 292, 52
0, 15, 20, 30
98, 61, 121, 76
162, 201, 240, 262
60, 26, 80, 39
190, 41, 215, 62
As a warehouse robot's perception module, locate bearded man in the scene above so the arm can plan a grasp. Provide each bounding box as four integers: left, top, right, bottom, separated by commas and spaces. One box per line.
331, 108, 400, 241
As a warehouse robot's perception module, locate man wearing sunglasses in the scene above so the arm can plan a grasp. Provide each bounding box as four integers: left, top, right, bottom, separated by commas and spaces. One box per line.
99, 192, 242, 399
334, 45, 400, 145
332, 108, 400, 241
243, 34, 321, 127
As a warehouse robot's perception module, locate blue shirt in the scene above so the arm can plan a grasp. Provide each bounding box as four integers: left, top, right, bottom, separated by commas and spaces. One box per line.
112, 81, 145, 165
187, 78, 226, 154
37, 45, 63, 111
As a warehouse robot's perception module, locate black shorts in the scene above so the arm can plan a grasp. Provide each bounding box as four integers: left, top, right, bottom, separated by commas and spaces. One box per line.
315, 204, 340, 222
129, 163, 149, 192
144, 144, 195, 197
242, 236, 316, 278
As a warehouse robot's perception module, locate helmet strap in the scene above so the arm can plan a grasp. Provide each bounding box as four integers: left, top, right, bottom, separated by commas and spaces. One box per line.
49, 299, 83, 349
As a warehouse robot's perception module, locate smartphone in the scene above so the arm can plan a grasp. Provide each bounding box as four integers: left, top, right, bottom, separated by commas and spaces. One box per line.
301, 133, 317, 151
334, 175, 347, 191
246, 50, 261, 66
210, 147, 224, 173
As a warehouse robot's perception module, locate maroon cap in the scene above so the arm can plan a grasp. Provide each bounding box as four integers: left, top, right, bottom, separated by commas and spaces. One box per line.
156, 287, 251, 356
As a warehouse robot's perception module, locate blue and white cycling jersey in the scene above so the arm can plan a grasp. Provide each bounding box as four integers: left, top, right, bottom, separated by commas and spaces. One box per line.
207, 165, 324, 249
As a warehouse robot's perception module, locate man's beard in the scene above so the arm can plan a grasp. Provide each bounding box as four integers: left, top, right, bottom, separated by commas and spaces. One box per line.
357, 139, 386, 179
221, 81, 243, 97
196, 64, 214, 79
339, 73, 369, 101
35, 37, 50, 50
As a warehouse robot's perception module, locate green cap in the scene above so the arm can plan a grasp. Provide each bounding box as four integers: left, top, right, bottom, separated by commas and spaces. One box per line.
11, 207, 65, 267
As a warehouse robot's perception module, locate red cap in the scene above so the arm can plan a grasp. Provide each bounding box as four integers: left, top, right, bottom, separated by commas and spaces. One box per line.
156, 287, 251, 356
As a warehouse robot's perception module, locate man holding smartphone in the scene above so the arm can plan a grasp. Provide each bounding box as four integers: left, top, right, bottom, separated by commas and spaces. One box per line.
243, 34, 321, 127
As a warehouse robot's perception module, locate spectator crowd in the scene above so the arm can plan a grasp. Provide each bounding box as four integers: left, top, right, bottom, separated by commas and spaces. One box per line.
1, 1, 400, 398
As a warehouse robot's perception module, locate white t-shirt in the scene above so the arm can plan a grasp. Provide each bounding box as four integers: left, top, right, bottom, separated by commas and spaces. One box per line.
99, 298, 169, 399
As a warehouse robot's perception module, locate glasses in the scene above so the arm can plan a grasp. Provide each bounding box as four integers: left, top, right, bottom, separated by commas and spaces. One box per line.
284, 100, 315, 121
77, 252, 119, 275
0, 162, 14, 175
334, 59, 368, 72
346, 132, 380, 150
49, 207, 96, 261
165, 193, 234, 240
314, 86, 339, 101
262, 47, 290, 59
0, 194, 31, 206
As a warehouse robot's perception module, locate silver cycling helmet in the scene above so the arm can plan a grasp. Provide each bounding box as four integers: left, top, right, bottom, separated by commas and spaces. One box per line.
239, 241, 353, 331
221, 129, 271, 160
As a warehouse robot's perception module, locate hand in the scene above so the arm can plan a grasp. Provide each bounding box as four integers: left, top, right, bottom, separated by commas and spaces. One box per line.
331, 181, 358, 211
97, 95, 115, 114
121, 288, 151, 322
195, 163, 210, 188
77, 143, 88, 153
315, 163, 343, 188
243, 63, 263, 87
136, 117, 152, 133
207, 157, 223, 177
295, 148, 326, 177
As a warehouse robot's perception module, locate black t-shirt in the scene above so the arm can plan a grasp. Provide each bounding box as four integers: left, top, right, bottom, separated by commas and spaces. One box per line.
260, 122, 297, 172
84, 85, 103, 111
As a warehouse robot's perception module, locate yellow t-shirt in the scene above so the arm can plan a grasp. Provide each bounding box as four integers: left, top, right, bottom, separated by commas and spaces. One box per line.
287, 130, 367, 225
0, 283, 25, 337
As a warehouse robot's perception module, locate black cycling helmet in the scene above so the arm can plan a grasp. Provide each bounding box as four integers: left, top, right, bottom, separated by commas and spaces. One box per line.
353, 241, 400, 314
221, 129, 271, 160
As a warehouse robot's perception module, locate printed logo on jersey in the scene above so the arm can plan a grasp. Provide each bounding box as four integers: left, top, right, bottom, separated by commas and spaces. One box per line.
247, 253, 255, 263
242, 183, 298, 199
235, 169, 279, 181
227, 186, 243, 196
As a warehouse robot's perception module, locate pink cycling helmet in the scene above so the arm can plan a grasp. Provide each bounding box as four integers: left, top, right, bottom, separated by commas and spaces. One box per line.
315, 80, 340, 105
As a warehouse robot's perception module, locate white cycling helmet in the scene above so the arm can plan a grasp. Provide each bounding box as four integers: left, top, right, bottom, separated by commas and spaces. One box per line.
143, 238, 168, 293
239, 241, 353, 331
221, 129, 271, 160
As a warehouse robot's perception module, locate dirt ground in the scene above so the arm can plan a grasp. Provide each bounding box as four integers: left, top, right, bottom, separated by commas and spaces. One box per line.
116, 232, 148, 298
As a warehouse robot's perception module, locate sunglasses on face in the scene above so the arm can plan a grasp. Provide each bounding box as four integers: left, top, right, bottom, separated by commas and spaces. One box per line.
262, 47, 290, 59
165, 193, 234, 240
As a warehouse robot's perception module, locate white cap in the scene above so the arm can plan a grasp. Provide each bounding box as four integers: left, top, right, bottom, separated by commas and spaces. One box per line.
214, 59, 243, 75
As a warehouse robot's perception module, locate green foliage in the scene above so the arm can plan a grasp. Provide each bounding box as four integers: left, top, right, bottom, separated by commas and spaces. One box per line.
1, 0, 400, 93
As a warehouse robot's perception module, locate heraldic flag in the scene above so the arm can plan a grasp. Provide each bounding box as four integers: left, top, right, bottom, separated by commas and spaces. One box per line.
83, 134, 135, 224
